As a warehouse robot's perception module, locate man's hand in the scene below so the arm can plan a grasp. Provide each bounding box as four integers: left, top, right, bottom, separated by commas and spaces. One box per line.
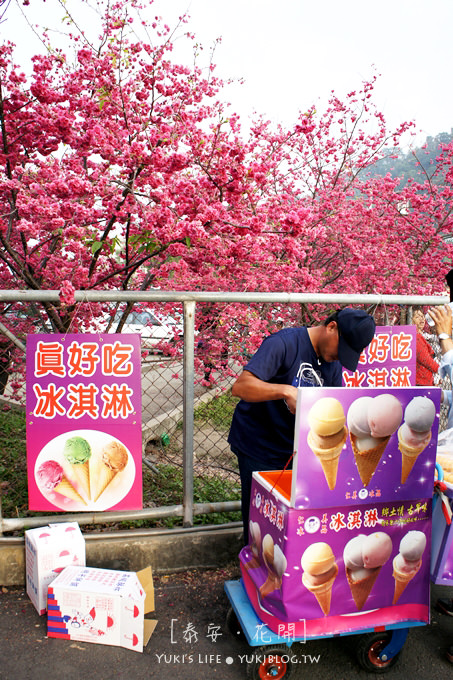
232, 370, 298, 412
428, 305, 453, 355
428, 305, 452, 336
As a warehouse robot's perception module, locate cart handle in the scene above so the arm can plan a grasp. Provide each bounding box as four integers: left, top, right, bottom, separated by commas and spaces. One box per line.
433, 463, 443, 511
436, 462, 444, 482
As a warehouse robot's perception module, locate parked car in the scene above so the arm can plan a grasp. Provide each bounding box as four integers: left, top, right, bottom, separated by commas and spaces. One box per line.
109, 310, 183, 351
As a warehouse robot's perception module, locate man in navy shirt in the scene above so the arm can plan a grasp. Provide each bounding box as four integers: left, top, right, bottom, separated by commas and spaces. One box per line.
228, 308, 376, 542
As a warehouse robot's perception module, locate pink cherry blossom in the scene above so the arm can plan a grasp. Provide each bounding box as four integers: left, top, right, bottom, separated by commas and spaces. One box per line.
0, 1, 452, 390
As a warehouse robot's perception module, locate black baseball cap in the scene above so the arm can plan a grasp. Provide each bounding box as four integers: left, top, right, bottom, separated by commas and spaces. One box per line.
336, 308, 376, 372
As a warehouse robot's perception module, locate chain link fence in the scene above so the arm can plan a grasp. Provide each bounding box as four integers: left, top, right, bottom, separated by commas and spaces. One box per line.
140, 349, 242, 522
0, 291, 450, 535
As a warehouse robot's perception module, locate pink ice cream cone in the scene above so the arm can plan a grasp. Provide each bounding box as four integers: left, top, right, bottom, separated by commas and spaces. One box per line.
37, 460, 87, 506
343, 532, 392, 610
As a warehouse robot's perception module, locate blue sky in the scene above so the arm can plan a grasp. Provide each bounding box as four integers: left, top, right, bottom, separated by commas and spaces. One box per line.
6, 0, 453, 145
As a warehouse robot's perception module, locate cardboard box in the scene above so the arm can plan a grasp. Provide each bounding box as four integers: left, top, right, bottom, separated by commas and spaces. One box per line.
241, 470, 432, 637
47, 565, 157, 652
25, 522, 86, 615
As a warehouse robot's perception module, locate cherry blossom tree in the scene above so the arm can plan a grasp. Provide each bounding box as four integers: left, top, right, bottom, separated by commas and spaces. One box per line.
1, 0, 453, 388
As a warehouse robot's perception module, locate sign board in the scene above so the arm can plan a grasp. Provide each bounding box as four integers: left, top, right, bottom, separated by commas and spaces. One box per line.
26, 334, 143, 511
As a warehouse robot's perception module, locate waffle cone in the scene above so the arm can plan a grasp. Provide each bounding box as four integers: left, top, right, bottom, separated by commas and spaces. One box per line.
350, 434, 389, 487
69, 460, 91, 500
93, 465, 117, 502
392, 557, 421, 604
302, 563, 338, 616
398, 428, 430, 484
307, 427, 347, 490
53, 477, 87, 505
346, 566, 381, 610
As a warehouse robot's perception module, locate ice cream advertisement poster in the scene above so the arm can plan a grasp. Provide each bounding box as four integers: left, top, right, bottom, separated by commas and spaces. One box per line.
342, 325, 416, 388
240, 474, 432, 636
26, 334, 143, 512
291, 386, 441, 509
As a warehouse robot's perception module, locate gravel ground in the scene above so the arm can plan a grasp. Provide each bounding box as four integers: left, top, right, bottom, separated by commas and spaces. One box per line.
2, 564, 453, 680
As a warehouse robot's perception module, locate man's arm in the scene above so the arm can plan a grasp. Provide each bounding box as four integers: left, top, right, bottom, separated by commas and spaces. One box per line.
428, 306, 453, 409
231, 370, 299, 413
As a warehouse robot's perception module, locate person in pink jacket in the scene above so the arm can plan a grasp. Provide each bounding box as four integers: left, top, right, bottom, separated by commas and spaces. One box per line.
413, 307, 439, 386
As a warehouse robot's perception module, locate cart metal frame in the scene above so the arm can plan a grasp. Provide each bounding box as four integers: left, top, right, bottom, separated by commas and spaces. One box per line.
224, 579, 423, 675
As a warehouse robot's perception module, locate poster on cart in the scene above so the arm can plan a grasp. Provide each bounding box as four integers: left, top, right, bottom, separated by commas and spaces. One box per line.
240, 471, 432, 637
291, 386, 441, 509
342, 325, 416, 388
26, 334, 143, 512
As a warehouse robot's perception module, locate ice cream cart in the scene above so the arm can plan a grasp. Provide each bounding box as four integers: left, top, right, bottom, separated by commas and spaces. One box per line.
225, 385, 440, 678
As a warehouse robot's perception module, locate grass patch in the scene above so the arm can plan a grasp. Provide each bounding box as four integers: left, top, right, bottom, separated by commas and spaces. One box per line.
0, 408, 30, 517
193, 389, 239, 429
137, 462, 241, 529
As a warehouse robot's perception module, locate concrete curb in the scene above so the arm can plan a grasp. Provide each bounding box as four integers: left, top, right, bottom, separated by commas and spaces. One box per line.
142, 386, 226, 442
0, 523, 244, 585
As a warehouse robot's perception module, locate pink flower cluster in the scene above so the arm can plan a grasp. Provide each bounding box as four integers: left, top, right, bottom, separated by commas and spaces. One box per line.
0, 1, 451, 368
59, 280, 76, 307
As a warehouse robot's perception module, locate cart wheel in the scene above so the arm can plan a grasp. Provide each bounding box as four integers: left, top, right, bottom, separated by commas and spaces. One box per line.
226, 606, 246, 641
246, 645, 294, 679
356, 632, 402, 673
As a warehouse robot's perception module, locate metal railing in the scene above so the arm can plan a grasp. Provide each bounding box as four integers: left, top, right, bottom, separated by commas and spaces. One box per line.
0, 290, 449, 536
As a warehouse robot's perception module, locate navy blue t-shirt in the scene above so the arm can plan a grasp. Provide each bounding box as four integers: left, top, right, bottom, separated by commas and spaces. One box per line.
228, 327, 342, 467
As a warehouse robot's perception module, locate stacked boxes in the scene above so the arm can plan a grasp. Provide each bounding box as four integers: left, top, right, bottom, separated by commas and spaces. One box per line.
47, 565, 156, 652
25, 522, 85, 615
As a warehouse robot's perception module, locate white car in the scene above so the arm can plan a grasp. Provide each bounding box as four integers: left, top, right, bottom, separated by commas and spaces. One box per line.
109, 310, 183, 351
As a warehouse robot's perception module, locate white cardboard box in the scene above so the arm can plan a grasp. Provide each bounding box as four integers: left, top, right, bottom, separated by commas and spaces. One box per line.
47, 565, 156, 652
25, 522, 86, 615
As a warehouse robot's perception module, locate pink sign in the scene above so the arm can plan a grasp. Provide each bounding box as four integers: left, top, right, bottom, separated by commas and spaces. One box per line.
241, 477, 431, 635
342, 325, 416, 388
26, 334, 143, 512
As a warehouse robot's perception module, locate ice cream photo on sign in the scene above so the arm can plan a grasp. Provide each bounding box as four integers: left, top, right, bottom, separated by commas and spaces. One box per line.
36, 460, 87, 506
92, 440, 129, 502
347, 394, 402, 487
392, 530, 427, 604
259, 534, 287, 597
63, 435, 92, 501
34, 430, 134, 511
343, 532, 393, 610
245, 521, 262, 571
306, 397, 347, 490
301, 542, 338, 616
397, 396, 436, 484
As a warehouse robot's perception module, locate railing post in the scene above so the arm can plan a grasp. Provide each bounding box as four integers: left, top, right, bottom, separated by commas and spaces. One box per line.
182, 300, 196, 527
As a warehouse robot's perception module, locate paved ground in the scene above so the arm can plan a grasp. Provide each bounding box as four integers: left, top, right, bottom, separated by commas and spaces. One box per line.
140, 356, 211, 425
2, 564, 453, 680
